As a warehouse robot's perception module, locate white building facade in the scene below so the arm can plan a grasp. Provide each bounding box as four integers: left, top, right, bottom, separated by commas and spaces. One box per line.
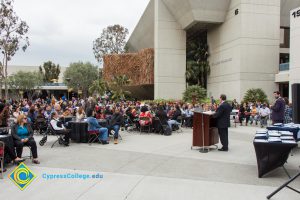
127, 0, 300, 102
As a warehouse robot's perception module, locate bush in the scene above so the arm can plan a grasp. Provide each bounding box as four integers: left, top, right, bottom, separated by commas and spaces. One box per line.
183, 85, 207, 103
243, 88, 268, 104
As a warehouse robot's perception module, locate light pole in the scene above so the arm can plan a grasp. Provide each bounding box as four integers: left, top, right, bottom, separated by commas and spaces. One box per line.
65, 78, 71, 100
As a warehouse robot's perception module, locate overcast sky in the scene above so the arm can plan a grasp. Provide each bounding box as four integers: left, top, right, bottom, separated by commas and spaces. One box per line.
10, 0, 150, 67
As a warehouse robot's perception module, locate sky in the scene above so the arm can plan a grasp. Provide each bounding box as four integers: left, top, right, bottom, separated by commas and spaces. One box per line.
10, 0, 150, 67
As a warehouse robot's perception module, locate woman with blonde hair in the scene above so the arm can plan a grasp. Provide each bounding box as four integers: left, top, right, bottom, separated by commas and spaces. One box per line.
76, 106, 86, 120
11, 114, 40, 164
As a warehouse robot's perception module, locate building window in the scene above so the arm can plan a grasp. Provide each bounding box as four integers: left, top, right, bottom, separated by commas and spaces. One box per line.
280, 27, 290, 48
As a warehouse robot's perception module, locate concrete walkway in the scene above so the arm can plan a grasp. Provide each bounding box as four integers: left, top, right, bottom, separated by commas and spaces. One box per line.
0, 126, 299, 200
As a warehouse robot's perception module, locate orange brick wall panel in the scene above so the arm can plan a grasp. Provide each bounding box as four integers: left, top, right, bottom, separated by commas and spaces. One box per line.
103, 48, 154, 86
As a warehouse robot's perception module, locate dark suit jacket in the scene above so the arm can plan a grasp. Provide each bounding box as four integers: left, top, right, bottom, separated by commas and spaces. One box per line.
271, 97, 285, 121
213, 101, 232, 128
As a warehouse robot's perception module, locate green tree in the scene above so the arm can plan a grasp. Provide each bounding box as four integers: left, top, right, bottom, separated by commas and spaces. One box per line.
8, 70, 42, 99
186, 36, 210, 88
89, 79, 107, 97
0, 0, 30, 99
39, 61, 61, 83
63, 62, 98, 98
243, 88, 268, 103
93, 24, 128, 64
183, 85, 207, 103
110, 75, 131, 100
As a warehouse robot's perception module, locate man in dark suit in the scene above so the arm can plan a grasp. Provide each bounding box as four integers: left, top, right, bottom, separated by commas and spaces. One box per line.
270, 91, 285, 124
213, 94, 232, 151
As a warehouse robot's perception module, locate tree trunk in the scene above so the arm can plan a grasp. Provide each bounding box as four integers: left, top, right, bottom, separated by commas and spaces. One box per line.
4, 55, 8, 99
0, 80, 2, 99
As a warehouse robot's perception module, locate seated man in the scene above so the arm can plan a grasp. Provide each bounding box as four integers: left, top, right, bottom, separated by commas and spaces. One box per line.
50, 111, 70, 146
108, 108, 123, 144
167, 105, 182, 129
86, 109, 109, 144
259, 104, 270, 128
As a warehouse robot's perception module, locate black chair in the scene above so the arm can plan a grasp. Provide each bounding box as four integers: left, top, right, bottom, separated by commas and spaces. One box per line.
173, 116, 183, 133
267, 166, 300, 199
48, 124, 67, 148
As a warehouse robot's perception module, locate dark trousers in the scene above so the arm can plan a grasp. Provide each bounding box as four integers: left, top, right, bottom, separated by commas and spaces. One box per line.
5, 145, 17, 160
14, 139, 38, 159
55, 129, 71, 143
218, 128, 228, 150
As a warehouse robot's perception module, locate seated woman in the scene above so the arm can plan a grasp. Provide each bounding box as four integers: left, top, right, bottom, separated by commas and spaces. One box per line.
11, 114, 40, 164
108, 108, 123, 144
50, 112, 71, 146
139, 106, 152, 126
0, 144, 25, 173
155, 106, 169, 132
86, 108, 109, 145
27, 105, 37, 124
0, 105, 10, 127
76, 106, 86, 121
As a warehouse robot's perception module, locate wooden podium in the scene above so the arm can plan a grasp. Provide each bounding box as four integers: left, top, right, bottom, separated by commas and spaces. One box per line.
192, 111, 219, 150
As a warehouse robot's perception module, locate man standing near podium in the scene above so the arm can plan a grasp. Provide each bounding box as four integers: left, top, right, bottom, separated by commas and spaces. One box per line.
213, 94, 232, 152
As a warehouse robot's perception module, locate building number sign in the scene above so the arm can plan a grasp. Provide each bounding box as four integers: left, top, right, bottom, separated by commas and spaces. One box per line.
292, 9, 300, 18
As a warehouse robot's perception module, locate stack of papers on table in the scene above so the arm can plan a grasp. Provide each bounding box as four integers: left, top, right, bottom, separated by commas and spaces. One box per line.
273, 123, 283, 126
282, 140, 297, 144
255, 133, 267, 139
268, 131, 281, 137
268, 137, 282, 142
256, 129, 268, 134
254, 139, 268, 143
280, 136, 294, 140
280, 131, 293, 136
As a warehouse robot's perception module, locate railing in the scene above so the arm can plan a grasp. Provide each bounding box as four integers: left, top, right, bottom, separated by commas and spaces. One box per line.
43, 83, 66, 86
279, 63, 289, 71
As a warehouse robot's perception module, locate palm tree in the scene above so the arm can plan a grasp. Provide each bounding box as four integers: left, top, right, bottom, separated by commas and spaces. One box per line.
186, 38, 210, 88
89, 79, 107, 97
110, 75, 131, 100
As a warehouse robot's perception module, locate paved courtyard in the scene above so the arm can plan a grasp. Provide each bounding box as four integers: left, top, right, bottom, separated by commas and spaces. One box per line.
0, 126, 299, 200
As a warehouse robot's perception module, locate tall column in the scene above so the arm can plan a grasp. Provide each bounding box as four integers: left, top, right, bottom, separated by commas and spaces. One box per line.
154, 0, 186, 99
289, 7, 300, 101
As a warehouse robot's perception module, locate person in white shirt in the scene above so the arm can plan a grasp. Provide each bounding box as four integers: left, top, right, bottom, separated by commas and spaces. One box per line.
50, 112, 70, 146
259, 104, 270, 128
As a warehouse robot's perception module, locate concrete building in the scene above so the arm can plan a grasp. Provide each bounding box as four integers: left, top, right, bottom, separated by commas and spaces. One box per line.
127, 0, 300, 102
288, 7, 300, 99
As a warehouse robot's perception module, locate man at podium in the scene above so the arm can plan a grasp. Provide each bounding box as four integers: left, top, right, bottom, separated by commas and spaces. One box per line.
213, 94, 232, 151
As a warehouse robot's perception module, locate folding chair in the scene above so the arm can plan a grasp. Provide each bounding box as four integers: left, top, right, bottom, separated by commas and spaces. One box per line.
0, 141, 4, 179
22, 145, 32, 160
175, 116, 183, 133
87, 130, 101, 145
139, 117, 152, 133
48, 124, 67, 148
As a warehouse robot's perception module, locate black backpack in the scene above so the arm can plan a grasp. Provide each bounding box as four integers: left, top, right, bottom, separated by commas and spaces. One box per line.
163, 125, 172, 136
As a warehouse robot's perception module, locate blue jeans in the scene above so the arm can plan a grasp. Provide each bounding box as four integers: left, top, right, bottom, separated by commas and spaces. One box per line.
167, 120, 180, 129
109, 125, 120, 139
98, 127, 108, 141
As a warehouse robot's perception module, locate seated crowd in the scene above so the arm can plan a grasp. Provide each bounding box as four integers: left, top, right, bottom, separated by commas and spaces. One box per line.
0, 94, 293, 174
